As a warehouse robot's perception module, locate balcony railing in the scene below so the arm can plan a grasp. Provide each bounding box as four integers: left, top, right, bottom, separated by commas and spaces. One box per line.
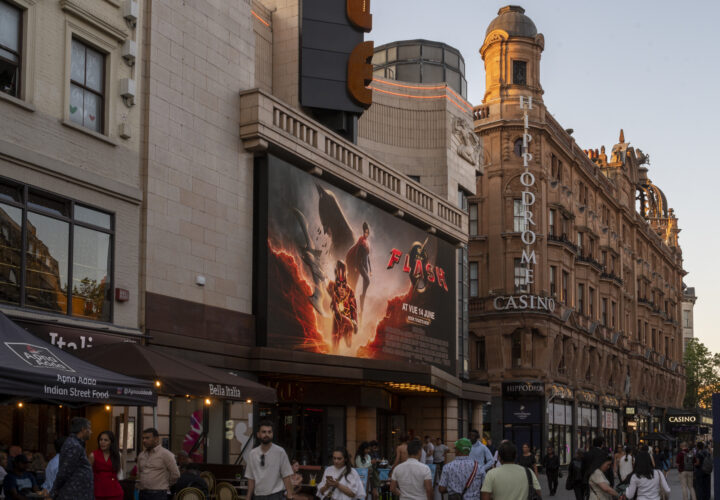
239, 89, 467, 243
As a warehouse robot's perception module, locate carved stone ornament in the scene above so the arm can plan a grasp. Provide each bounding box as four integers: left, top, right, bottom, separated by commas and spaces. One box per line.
453, 118, 484, 166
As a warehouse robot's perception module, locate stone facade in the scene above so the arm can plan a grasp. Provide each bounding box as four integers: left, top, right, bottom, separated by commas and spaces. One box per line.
681, 287, 696, 352
468, 6, 686, 455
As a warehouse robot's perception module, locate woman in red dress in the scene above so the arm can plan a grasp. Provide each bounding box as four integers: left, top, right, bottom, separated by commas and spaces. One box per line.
89, 430, 124, 500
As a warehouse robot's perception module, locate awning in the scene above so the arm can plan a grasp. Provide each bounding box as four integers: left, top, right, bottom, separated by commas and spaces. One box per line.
0, 312, 156, 406
642, 432, 676, 442
75, 342, 277, 403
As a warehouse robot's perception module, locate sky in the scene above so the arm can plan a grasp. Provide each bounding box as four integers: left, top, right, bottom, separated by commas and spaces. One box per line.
370, 0, 720, 353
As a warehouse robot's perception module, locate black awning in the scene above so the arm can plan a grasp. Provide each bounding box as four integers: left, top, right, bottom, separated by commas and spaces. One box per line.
75, 342, 277, 403
0, 312, 156, 406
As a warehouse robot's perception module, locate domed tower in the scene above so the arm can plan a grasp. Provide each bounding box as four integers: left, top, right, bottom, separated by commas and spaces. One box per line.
480, 6, 545, 106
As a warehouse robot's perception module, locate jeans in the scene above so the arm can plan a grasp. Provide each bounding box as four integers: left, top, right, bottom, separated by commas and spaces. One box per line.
573, 484, 585, 500
679, 471, 697, 500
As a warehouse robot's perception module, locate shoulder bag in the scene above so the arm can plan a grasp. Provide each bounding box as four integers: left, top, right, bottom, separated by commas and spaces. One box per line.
525, 466, 541, 500
447, 460, 478, 500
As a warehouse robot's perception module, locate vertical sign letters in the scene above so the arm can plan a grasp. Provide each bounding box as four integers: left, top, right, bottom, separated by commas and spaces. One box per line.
519, 95, 536, 288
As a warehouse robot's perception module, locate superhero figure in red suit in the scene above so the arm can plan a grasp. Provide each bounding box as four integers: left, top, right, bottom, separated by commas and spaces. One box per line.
345, 222, 372, 312
327, 260, 358, 353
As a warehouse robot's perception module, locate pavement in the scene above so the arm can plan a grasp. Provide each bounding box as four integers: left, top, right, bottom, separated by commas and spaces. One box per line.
533, 469, 713, 500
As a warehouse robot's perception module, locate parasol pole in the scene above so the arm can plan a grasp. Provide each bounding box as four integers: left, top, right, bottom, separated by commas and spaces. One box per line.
121, 406, 129, 473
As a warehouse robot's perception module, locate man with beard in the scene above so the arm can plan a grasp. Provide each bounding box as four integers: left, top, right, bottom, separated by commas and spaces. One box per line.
245, 420, 294, 500
51, 417, 93, 500
136, 427, 180, 500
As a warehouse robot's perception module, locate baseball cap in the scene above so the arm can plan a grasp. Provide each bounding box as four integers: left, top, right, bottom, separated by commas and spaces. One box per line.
455, 438, 472, 453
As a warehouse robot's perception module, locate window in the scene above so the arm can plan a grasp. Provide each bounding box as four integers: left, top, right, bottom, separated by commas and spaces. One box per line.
458, 188, 468, 211
551, 154, 558, 179
0, 178, 113, 321
475, 337, 486, 370
70, 39, 105, 133
513, 199, 526, 232
514, 258, 527, 293
513, 138, 523, 157
651, 328, 656, 349
602, 299, 608, 326
561, 271, 569, 304
577, 232, 583, 253
577, 283, 584, 314
611, 301, 616, 329
601, 250, 607, 268
549, 266, 557, 297
683, 310, 691, 328
548, 209, 556, 236
469, 203, 478, 237
0, 0, 22, 97
511, 330, 522, 368
557, 160, 563, 182
407, 175, 420, 183
611, 255, 617, 273
512, 60, 526, 85
589, 287, 595, 319
469, 262, 478, 298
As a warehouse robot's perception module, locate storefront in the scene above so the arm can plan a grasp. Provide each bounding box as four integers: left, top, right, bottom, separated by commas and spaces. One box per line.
501, 382, 544, 455
665, 410, 712, 446
575, 391, 599, 452
547, 384, 573, 465
601, 396, 622, 450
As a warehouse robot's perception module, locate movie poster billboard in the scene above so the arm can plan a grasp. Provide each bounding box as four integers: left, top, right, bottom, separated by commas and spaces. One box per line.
258, 156, 456, 373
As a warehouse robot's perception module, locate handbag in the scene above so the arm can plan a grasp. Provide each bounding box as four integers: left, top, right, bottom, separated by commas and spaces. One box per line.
447, 460, 478, 500
525, 467, 541, 500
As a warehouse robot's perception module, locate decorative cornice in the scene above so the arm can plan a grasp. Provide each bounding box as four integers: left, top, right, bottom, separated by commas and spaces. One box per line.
60, 0, 128, 42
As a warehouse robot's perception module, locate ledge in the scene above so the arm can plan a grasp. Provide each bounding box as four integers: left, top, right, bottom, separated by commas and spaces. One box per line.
60, 0, 128, 41
238, 88, 468, 245
62, 119, 119, 146
0, 92, 36, 112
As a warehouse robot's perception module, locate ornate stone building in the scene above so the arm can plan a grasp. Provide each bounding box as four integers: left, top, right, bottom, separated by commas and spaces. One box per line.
467, 6, 686, 460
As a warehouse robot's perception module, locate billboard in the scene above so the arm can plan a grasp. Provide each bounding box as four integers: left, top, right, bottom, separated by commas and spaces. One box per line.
256, 156, 456, 373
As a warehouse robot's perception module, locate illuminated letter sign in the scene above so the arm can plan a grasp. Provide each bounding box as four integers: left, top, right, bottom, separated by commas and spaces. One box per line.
347, 41, 373, 108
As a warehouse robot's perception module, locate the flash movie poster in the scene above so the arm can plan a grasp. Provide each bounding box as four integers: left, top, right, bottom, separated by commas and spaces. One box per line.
259, 157, 456, 372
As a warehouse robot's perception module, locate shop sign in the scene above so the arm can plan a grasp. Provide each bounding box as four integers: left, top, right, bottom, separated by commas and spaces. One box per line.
701, 416, 713, 425
504, 399, 542, 424
502, 381, 544, 397
16, 319, 138, 351
493, 295, 555, 313
576, 390, 598, 404
666, 414, 698, 425
625, 407, 635, 416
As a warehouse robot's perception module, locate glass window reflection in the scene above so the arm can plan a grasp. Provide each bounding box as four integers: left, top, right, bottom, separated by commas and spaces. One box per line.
0, 202, 22, 305
75, 204, 112, 229
72, 226, 110, 321
25, 212, 69, 313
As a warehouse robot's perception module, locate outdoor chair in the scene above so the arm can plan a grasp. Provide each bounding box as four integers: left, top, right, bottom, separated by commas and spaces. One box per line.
199, 470, 216, 496
215, 481, 240, 500
175, 487, 207, 500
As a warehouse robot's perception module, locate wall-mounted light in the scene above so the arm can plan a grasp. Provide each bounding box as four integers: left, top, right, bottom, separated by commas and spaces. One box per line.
196, 275, 206, 287
105, 405, 112, 411
204, 398, 212, 406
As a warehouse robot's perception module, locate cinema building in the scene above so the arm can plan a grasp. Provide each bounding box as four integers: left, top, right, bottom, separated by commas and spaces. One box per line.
467, 6, 686, 462
138, 0, 489, 465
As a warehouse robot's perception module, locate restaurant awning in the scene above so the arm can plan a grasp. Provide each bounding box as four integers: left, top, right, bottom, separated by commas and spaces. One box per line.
0, 312, 156, 406
75, 342, 277, 403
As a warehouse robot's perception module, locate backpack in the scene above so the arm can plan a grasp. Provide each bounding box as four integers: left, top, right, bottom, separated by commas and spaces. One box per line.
701, 451, 713, 474
684, 451, 694, 471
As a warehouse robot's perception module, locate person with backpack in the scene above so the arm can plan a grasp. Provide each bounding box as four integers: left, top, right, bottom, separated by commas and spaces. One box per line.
676, 442, 696, 500
693, 442, 711, 500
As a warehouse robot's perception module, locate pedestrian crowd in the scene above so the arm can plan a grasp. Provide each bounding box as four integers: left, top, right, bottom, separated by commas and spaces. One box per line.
0, 417, 181, 500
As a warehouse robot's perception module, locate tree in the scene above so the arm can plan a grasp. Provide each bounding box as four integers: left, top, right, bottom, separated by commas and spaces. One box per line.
683, 338, 720, 409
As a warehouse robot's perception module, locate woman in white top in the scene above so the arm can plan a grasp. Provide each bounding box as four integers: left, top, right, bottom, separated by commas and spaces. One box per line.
317, 447, 366, 500
588, 456, 620, 500
355, 442, 372, 469
617, 446, 635, 484
625, 451, 671, 500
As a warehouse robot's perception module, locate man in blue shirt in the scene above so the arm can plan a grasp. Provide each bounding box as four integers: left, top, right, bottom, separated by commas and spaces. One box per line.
468, 429, 495, 475
42, 437, 66, 492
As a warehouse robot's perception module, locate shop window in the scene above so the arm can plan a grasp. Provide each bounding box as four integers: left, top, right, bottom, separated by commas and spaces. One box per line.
511, 331, 522, 368
475, 337, 486, 370
469, 203, 478, 237
469, 262, 478, 298
513, 199, 526, 232
512, 60, 526, 85
0, 0, 22, 97
70, 38, 105, 133
0, 177, 113, 320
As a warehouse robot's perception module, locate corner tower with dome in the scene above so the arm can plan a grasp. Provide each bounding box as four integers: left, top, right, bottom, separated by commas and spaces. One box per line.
468, 5, 687, 458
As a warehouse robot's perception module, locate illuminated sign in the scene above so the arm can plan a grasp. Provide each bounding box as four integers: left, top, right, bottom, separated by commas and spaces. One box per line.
667, 414, 698, 424
256, 156, 456, 372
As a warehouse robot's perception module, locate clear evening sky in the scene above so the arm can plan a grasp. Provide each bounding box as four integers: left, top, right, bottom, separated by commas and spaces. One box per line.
370, 0, 719, 353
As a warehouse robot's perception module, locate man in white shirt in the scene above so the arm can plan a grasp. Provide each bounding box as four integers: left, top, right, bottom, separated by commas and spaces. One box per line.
423, 437, 434, 465
245, 420, 294, 500
390, 440, 432, 500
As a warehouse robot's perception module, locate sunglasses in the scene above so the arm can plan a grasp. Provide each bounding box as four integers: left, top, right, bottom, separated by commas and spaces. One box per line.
261, 454, 265, 467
